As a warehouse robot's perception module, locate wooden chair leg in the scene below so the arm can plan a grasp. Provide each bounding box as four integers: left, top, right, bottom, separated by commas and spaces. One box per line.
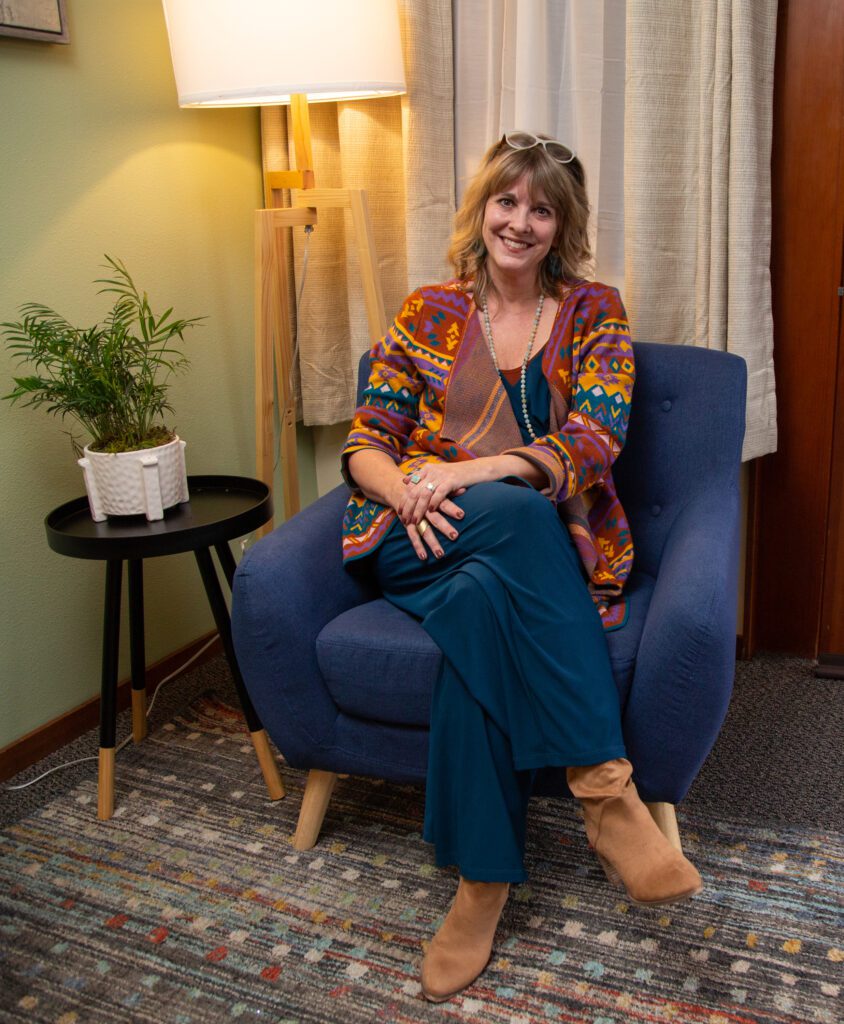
293, 769, 337, 850
646, 801, 683, 852
249, 729, 286, 800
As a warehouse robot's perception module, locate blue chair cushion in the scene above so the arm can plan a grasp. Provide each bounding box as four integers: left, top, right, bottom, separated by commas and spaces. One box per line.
317, 600, 441, 726
316, 569, 656, 728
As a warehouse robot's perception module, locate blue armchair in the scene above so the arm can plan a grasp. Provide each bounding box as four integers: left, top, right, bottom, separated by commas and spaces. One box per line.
232, 342, 747, 850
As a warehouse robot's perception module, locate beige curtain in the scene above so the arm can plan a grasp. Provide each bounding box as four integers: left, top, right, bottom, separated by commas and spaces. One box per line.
453, 0, 627, 289
269, 0, 454, 428
625, 0, 778, 460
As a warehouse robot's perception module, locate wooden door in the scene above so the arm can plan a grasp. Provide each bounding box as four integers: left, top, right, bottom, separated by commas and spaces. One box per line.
745, 0, 844, 660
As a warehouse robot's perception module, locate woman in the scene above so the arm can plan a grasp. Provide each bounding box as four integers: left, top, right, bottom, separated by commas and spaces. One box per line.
340, 133, 702, 1003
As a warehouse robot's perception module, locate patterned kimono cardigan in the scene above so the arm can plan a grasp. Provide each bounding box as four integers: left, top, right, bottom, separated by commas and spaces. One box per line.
341, 280, 635, 631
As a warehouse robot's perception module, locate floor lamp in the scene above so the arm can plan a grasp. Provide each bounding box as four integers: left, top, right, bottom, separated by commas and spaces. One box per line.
161, 0, 405, 800
162, 0, 407, 522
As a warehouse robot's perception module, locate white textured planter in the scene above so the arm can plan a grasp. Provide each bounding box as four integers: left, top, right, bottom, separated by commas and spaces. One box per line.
77, 436, 188, 522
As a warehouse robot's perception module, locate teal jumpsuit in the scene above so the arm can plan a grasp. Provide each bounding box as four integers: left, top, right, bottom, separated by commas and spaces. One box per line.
370, 353, 627, 883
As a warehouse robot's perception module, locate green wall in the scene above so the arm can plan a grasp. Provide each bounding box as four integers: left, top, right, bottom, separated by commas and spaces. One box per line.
0, 0, 314, 751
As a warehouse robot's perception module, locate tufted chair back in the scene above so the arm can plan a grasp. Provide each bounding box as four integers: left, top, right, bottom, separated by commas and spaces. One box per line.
611, 342, 746, 578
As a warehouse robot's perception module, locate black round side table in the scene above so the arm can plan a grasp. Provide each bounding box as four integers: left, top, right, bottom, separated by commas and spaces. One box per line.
45, 474, 285, 819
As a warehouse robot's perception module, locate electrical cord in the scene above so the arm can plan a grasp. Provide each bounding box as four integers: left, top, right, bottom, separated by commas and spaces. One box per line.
2, 633, 220, 792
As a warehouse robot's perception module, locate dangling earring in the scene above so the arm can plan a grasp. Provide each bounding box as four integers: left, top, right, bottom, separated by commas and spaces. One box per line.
546, 251, 563, 280
472, 238, 486, 260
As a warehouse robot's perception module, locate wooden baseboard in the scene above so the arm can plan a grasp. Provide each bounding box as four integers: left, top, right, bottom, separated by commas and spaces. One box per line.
815, 653, 844, 680
0, 632, 222, 782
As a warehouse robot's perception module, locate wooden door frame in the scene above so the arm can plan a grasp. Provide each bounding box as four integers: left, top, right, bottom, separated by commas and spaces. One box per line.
816, 259, 844, 674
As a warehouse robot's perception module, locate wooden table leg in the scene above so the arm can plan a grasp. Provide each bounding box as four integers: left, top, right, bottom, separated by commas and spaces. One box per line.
194, 547, 285, 801
98, 560, 122, 820
128, 559, 147, 743
98, 748, 115, 820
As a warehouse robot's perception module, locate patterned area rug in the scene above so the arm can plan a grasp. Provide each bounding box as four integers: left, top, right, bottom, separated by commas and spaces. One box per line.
1, 694, 841, 1024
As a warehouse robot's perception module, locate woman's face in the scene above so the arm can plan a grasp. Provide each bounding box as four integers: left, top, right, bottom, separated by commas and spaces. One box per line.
481, 173, 558, 288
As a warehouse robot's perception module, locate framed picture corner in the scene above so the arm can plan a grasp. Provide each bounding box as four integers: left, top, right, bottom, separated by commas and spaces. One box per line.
0, 0, 69, 45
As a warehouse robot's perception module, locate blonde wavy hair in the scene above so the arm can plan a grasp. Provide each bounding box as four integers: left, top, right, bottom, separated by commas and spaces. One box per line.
448, 134, 592, 305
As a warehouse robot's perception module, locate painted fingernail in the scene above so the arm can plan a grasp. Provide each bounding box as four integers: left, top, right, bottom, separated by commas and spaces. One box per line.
450, 532, 457, 540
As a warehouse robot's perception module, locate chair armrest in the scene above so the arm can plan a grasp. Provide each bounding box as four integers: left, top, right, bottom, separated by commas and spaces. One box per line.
623, 487, 740, 802
232, 484, 378, 761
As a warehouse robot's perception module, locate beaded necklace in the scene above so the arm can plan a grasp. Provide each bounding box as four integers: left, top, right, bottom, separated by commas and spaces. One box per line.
480, 294, 545, 441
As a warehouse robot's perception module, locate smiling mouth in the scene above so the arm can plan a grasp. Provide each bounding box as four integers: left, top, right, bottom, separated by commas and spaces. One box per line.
500, 236, 531, 251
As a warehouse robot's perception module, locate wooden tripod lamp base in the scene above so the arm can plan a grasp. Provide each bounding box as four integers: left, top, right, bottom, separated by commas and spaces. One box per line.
255, 96, 387, 528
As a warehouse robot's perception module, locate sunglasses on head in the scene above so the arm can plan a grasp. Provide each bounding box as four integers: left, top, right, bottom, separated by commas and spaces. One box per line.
501, 132, 576, 165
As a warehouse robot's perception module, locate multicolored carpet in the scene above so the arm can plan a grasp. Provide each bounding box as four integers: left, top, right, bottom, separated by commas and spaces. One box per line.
1, 694, 841, 1023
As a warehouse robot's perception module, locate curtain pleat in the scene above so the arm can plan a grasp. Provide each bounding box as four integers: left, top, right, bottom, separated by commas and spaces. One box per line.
625, 0, 778, 460
399, 0, 456, 287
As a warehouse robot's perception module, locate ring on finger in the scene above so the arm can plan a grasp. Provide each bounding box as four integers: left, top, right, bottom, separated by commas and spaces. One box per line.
425, 482, 435, 491
410, 473, 422, 484
417, 520, 428, 536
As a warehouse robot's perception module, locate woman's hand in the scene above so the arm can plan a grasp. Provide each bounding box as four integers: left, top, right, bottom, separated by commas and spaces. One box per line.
386, 470, 462, 560
400, 454, 545, 525
346, 449, 545, 562
398, 463, 472, 526
347, 449, 465, 561
401, 500, 465, 561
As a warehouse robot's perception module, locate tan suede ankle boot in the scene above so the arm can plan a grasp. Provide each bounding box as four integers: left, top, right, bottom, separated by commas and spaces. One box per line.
420, 878, 510, 1003
567, 758, 703, 906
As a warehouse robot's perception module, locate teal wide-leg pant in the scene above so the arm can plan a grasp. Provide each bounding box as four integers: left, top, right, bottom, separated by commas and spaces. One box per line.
372, 481, 626, 883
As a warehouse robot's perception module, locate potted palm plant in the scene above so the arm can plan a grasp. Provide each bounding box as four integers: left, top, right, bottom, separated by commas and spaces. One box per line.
3, 256, 203, 521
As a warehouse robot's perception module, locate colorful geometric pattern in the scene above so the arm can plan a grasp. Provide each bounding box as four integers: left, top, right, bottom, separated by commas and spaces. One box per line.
1, 694, 841, 1023
340, 280, 635, 630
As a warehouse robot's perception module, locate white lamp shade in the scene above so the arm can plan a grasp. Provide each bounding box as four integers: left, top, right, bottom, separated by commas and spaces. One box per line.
162, 0, 407, 107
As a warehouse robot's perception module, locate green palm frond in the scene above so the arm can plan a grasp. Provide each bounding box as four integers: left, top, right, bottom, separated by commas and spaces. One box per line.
2, 256, 204, 452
